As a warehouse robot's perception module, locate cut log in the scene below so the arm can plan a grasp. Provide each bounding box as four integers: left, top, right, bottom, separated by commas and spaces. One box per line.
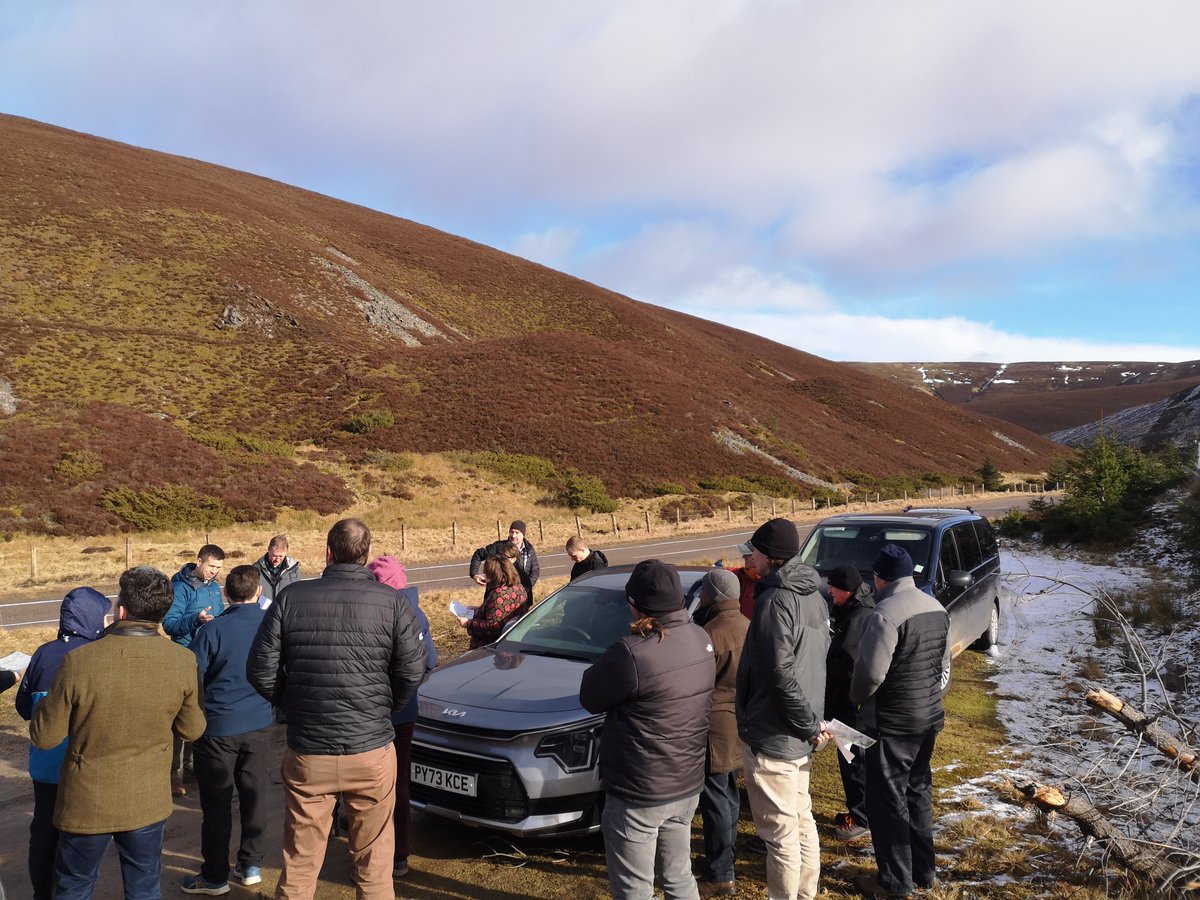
1015, 780, 1180, 885
1085, 688, 1198, 780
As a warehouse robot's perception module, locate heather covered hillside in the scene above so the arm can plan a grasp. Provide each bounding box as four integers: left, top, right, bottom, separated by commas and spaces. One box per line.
857, 360, 1200, 435
0, 115, 1064, 535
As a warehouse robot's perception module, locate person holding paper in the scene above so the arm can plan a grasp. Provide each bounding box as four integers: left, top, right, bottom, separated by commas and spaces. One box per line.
456, 553, 529, 649
823, 565, 875, 843
850, 545, 950, 899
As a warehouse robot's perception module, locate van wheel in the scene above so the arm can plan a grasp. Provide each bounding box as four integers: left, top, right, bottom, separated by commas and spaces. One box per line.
939, 657, 952, 695
974, 601, 1000, 650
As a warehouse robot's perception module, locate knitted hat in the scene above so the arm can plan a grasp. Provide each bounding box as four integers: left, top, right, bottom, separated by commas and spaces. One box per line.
701, 568, 741, 605
826, 564, 863, 593
367, 555, 408, 590
749, 517, 800, 559
626, 560, 683, 616
509, 520, 528, 536
873, 544, 914, 582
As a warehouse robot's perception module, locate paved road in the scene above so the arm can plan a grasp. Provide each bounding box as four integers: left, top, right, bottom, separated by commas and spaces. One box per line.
0, 495, 1042, 628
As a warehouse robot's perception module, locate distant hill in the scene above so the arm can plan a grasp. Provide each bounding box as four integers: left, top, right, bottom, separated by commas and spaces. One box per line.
0, 114, 1064, 535
855, 361, 1200, 435
1050, 382, 1200, 454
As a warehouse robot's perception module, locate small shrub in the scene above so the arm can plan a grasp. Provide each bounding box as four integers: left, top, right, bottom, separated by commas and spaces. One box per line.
997, 508, 1039, 538
557, 470, 618, 513
654, 482, 688, 496
53, 450, 103, 481
462, 451, 559, 487
344, 409, 395, 434
100, 485, 236, 531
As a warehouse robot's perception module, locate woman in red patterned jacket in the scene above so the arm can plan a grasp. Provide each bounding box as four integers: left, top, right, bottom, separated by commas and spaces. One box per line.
456, 553, 529, 649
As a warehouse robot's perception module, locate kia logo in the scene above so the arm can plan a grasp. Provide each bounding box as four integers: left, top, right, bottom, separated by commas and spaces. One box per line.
441, 708, 467, 718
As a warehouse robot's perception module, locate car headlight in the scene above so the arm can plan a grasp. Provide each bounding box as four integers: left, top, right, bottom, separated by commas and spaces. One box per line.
535, 727, 599, 773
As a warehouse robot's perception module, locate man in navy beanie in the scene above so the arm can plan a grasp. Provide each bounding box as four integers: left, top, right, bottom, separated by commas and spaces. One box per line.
850, 544, 949, 898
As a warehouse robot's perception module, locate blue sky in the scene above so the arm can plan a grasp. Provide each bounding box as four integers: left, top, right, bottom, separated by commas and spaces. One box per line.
3, 1, 1200, 363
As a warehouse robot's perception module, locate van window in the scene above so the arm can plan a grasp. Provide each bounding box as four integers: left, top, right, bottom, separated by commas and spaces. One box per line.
973, 520, 998, 560
935, 531, 961, 605
953, 523, 984, 571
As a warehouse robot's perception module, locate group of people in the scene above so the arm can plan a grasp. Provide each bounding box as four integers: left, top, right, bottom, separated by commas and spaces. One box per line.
582, 517, 950, 900
9, 519, 434, 900
2, 513, 948, 900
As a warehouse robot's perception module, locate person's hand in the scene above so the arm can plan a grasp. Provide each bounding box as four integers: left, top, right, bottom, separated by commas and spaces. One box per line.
473, 573, 488, 586
197, 607, 214, 625
811, 722, 834, 747
455, 615, 470, 627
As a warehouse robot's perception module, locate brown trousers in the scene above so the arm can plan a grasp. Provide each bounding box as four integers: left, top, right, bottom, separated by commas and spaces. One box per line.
277, 743, 397, 900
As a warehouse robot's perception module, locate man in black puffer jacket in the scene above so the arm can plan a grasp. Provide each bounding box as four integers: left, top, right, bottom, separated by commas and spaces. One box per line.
850, 545, 949, 899
580, 560, 714, 900
248, 518, 427, 898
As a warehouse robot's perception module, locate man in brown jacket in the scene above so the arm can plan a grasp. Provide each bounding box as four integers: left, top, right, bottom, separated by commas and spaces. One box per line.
694, 568, 750, 897
31, 566, 206, 900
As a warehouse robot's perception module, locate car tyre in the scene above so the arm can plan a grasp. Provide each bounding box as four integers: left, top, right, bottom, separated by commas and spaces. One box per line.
939, 656, 952, 695
973, 601, 1000, 650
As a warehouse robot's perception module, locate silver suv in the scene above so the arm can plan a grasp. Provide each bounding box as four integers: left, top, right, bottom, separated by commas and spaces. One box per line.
411, 565, 707, 836
797, 507, 1001, 689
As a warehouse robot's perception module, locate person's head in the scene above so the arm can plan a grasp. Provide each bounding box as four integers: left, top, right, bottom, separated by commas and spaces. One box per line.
482, 553, 521, 589
748, 518, 799, 576
224, 565, 262, 605
266, 535, 289, 567
327, 518, 371, 565
59, 586, 111, 640
626, 560, 683, 619
826, 564, 863, 607
117, 566, 174, 622
737, 540, 754, 565
368, 555, 408, 590
508, 520, 528, 546
196, 545, 225, 584
498, 542, 519, 562
699, 568, 741, 609
872, 544, 914, 591
565, 535, 590, 563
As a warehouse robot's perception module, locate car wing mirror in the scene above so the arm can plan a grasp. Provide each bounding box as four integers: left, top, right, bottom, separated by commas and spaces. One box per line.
947, 569, 973, 591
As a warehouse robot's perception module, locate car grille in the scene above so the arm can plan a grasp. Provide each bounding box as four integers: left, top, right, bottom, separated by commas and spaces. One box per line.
411, 744, 530, 822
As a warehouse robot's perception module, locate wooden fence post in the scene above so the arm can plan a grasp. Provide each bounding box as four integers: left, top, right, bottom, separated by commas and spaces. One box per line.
645, 511, 651, 533
539, 520, 544, 543
125, 537, 132, 568
497, 519, 502, 540
401, 523, 406, 552
452, 522, 457, 548
770, 498, 776, 518
611, 512, 618, 534
675, 508, 681, 528
791, 498, 796, 515
30, 545, 38, 580
727, 506, 732, 523
750, 498, 755, 521
575, 515, 582, 538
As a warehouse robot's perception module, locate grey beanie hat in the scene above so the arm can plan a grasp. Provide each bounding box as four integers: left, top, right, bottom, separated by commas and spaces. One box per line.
701, 568, 741, 605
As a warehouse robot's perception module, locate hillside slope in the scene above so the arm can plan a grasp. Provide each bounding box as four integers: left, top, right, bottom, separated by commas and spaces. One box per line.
856, 361, 1200, 435
0, 115, 1064, 535
1050, 382, 1200, 452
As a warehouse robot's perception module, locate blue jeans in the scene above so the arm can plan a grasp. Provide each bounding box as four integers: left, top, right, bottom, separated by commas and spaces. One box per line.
601, 793, 700, 900
865, 730, 938, 895
55, 820, 166, 899
698, 770, 739, 882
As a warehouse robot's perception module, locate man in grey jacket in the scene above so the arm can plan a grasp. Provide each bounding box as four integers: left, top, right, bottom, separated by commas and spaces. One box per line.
735, 518, 830, 900
850, 544, 949, 898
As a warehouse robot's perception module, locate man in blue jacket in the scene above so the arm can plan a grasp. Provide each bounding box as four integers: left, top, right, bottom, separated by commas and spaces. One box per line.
16, 587, 111, 900
163, 543, 224, 795
181, 565, 275, 895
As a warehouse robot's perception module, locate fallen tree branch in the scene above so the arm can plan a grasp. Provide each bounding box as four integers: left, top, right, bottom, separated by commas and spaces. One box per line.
1015, 780, 1180, 886
1085, 688, 1199, 782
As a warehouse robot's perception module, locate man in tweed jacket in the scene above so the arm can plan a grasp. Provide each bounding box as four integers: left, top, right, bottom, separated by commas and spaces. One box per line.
31, 566, 206, 900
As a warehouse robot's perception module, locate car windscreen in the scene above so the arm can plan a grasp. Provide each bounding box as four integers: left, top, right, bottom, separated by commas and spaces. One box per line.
798, 524, 934, 585
497, 584, 633, 660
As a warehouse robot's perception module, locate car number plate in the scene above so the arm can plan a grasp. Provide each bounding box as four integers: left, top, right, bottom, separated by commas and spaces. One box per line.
411, 762, 477, 797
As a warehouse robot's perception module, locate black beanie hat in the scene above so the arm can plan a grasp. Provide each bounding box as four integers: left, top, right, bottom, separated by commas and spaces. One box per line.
827, 564, 863, 593
749, 517, 800, 559
509, 520, 527, 535
626, 560, 683, 616
873, 544, 914, 581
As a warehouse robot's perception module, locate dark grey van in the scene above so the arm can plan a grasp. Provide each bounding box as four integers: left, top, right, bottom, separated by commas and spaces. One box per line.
796, 507, 1001, 689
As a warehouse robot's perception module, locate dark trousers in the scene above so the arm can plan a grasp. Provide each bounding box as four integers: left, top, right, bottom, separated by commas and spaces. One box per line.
30, 780, 59, 900
193, 728, 270, 884
865, 729, 938, 895
698, 769, 740, 883
393, 721, 415, 863
838, 744, 869, 828
55, 820, 166, 900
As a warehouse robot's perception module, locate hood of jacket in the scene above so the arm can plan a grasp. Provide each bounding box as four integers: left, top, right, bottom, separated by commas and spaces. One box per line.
174, 562, 207, 588
757, 553, 821, 598
58, 587, 110, 642
832, 580, 876, 624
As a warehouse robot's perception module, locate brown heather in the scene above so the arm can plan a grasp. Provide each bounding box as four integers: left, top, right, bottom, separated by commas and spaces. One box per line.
1, 114, 1065, 537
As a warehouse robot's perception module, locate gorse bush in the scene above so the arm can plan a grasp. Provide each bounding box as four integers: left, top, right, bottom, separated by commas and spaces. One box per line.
190, 428, 294, 457
53, 450, 103, 481
557, 470, 618, 513
100, 485, 236, 531
344, 409, 395, 434
462, 451, 559, 487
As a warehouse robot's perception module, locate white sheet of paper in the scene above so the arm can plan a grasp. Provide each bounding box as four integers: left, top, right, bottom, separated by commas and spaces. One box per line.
826, 718, 877, 764
449, 600, 474, 620
0, 651, 32, 671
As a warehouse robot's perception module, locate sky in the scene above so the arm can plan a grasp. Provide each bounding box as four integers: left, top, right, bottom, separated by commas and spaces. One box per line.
3, 1, 1200, 363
